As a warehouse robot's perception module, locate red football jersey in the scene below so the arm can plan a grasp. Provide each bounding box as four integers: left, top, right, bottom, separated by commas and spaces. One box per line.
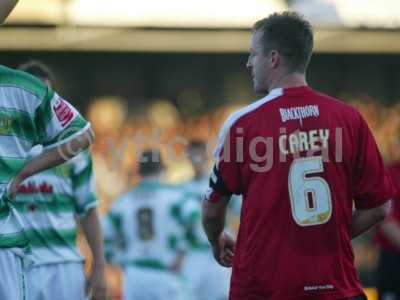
209, 86, 394, 300
375, 162, 400, 252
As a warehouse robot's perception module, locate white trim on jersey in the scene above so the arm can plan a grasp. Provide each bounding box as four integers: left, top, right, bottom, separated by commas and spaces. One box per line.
213, 88, 283, 160
43, 94, 89, 145
42, 122, 91, 151
76, 201, 97, 218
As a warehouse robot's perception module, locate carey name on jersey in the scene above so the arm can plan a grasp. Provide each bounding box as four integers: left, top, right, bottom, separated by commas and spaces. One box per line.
278, 105, 333, 157
279, 129, 329, 155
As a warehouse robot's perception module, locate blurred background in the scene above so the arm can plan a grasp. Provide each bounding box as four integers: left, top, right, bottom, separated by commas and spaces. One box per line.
3, 0, 400, 299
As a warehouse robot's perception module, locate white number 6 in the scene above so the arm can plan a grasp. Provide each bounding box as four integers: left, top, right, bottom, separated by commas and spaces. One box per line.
288, 156, 332, 226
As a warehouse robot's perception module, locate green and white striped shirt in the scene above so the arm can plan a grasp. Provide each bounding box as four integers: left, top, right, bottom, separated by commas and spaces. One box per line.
14, 150, 97, 265
102, 178, 191, 270
0, 65, 90, 249
179, 177, 211, 250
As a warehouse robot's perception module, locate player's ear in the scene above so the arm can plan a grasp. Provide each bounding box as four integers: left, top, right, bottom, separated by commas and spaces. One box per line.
269, 50, 280, 69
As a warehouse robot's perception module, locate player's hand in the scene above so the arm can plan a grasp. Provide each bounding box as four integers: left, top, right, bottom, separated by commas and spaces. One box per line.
86, 264, 107, 300
212, 231, 235, 267
7, 174, 24, 199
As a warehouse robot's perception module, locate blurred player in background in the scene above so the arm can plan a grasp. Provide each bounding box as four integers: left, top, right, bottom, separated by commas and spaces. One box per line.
102, 149, 190, 300
181, 140, 230, 300
202, 12, 394, 300
16, 61, 106, 300
18, 60, 54, 88
0, 59, 93, 299
375, 162, 400, 300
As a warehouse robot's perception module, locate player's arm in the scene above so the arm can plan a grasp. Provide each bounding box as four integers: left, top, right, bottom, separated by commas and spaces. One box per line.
72, 152, 106, 299
0, 0, 18, 24
202, 172, 236, 267
80, 207, 107, 300
202, 116, 242, 267
81, 207, 106, 269
202, 193, 232, 245
8, 87, 94, 198
202, 167, 234, 251
8, 128, 93, 198
202, 195, 235, 267
351, 202, 390, 238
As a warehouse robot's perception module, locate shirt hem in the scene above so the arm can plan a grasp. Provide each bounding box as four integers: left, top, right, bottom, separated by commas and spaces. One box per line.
230, 288, 365, 300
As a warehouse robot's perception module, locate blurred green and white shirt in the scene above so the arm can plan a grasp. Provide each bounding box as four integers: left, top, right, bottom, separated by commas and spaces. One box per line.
0, 65, 90, 251
179, 177, 210, 250
14, 150, 97, 266
102, 178, 190, 270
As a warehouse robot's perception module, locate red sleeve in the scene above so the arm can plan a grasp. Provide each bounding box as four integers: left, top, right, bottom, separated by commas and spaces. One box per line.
352, 115, 395, 209
216, 124, 242, 194
207, 119, 242, 201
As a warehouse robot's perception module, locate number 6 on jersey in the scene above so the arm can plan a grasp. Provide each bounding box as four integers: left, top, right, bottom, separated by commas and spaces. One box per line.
288, 156, 332, 226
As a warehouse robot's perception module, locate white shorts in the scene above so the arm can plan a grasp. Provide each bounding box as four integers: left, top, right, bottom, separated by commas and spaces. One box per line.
26, 262, 86, 300
0, 249, 25, 300
123, 266, 188, 300
183, 250, 231, 300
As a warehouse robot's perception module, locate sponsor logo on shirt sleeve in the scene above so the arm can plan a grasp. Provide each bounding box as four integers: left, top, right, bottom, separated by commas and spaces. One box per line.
53, 97, 75, 127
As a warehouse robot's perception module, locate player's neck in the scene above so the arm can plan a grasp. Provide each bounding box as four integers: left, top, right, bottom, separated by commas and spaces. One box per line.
268, 72, 307, 92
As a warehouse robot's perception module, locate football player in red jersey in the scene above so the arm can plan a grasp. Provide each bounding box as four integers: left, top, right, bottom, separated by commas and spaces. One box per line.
202, 12, 394, 300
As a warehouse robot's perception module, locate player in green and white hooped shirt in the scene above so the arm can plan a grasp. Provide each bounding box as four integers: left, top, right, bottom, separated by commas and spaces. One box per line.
16, 61, 106, 300
102, 150, 190, 300
16, 146, 105, 300
181, 140, 231, 300
0, 64, 93, 300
